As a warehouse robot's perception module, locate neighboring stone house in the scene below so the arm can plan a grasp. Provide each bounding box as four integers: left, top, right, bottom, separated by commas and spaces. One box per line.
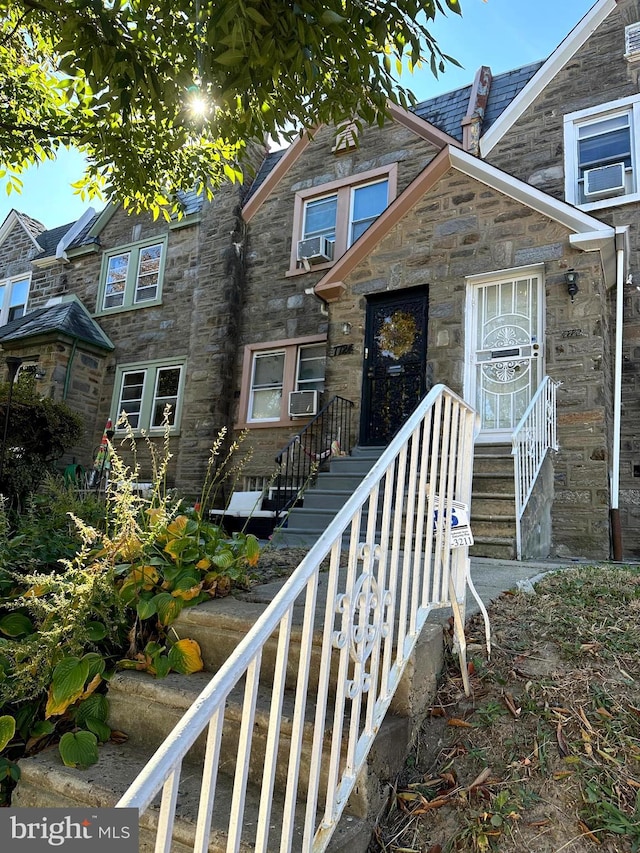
1, 0, 639, 559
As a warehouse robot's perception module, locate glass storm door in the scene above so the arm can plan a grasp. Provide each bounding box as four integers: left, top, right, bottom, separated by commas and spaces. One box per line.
360, 288, 428, 445
468, 270, 544, 442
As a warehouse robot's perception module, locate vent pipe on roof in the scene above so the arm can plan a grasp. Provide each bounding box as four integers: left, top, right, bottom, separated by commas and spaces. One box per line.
461, 66, 492, 156
56, 207, 96, 261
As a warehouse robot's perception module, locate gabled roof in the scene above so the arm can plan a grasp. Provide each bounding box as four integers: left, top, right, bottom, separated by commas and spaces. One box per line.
314, 145, 616, 302
0, 298, 114, 351
480, 0, 616, 155
243, 104, 461, 222
0, 209, 46, 254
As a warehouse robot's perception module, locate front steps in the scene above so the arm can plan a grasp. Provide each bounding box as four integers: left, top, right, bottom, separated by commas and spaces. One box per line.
274, 446, 386, 549
276, 444, 519, 560
12, 576, 444, 852
469, 445, 517, 560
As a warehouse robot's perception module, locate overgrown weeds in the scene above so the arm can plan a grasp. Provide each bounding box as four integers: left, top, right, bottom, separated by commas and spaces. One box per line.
0, 423, 262, 802
372, 564, 640, 853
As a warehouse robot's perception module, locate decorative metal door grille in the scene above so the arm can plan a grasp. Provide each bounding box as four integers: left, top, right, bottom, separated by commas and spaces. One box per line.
472, 274, 543, 438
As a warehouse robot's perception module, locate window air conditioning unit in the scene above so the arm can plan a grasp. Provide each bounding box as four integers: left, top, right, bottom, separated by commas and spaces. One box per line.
288, 390, 318, 418
296, 236, 334, 264
583, 162, 626, 198
625, 23, 640, 62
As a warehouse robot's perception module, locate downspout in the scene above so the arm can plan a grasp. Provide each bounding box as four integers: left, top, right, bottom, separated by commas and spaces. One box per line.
63, 338, 78, 401
611, 226, 628, 561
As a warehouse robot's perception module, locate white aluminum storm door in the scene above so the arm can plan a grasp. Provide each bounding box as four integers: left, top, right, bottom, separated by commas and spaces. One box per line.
466, 267, 544, 442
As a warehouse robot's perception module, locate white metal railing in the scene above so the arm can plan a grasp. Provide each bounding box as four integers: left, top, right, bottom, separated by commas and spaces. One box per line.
116, 384, 488, 852
512, 376, 560, 559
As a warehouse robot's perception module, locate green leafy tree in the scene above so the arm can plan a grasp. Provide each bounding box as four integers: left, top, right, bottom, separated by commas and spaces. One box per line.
0, 0, 461, 216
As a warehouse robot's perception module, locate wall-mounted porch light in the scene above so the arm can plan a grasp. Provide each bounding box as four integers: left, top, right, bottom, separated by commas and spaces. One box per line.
565, 269, 579, 302
342, 322, 352, 335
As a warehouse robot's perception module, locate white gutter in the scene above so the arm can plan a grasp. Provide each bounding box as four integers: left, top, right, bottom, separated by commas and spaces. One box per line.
56, 207, 96, 261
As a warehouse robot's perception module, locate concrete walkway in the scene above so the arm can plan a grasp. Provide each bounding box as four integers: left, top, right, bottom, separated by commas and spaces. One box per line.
465, 555, 581, 615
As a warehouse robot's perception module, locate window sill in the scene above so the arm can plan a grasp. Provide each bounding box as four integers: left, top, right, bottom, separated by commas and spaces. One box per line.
236, 418, 306, 430
114, 428, 181, 438
574, 192, 640, 212
94, 299, 162, 318
285, 261, 334, 277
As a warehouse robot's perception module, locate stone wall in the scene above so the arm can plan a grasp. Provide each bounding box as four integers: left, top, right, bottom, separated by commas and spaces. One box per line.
328, 168, 610, 558
486, 0, 634, 554
63, 187, 248, 496
236, 120, 442, 473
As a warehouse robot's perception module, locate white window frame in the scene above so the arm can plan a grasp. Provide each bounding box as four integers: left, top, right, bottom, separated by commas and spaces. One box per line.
112, 358, 186, 434
0, 273, 30, 326
564, 95, 640, 211
98, 237, 167, 314
288, 164, 397, 275
238, 336, 327, 427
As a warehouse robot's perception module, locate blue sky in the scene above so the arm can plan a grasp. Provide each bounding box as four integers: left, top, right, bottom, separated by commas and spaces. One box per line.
0, 0, 595, 231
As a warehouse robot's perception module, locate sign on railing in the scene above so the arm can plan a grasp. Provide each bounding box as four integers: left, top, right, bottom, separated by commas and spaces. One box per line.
433, 498, 474, 548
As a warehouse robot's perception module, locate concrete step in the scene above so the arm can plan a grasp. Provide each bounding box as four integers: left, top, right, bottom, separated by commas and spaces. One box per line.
471, 516, 517, 539
173, 590, 443, 709
302, 489, 353, 510
350, 446, 386, 459
329, 457, 378, 476
12, 742, 370, 853
472, 472, 515, 495
106, 671, 366, 815
471, 495, 516, 515
311, 472, 370, 491
470, 536, 517, 560
473, 454, 514, 476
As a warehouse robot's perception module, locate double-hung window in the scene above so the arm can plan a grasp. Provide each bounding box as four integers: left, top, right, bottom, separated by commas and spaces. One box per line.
290, 165, 396, 273
99, 239, 166, 312
564, 96, 640, 209
240, 337, 326, 425
0, 274, 29, 326
113, 358, 185, 433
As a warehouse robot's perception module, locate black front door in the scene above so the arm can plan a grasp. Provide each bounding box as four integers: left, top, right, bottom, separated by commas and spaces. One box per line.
360, 287, 429, 446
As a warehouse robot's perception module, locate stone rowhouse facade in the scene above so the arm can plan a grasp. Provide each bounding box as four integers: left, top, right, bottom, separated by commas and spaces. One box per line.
0, 0, 638, 558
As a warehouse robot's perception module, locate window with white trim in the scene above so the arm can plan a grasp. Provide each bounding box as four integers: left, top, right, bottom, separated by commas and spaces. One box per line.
241, 338, 326, 425
99, 238, 166, 312
289, 165, 396, 273
0, 274, 30, 326
112, 359, 185, 432
564, 96, 640, 209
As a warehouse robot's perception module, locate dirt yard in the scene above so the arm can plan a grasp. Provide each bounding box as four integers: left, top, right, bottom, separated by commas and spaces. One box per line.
370, 565, 640, 853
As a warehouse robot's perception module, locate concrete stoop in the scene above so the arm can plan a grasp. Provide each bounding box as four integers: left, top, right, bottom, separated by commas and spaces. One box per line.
12, 589, 445, 852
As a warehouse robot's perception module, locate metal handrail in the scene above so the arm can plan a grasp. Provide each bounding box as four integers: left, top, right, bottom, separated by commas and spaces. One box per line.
272, 395, 354, 516
512, 375, 560, 559
116, 384, 487, 852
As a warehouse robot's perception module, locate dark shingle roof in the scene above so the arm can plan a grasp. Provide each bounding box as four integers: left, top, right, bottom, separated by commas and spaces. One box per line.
413, 60, 544, 142
244, 150, 286, 200
482, 61, 545, 129
175, 189, 204, 217
33, 221, 76, 258
0, 300, 114, 351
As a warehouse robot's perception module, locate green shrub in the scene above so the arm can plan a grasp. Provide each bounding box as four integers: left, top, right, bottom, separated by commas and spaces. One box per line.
0, 374, 83, 508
